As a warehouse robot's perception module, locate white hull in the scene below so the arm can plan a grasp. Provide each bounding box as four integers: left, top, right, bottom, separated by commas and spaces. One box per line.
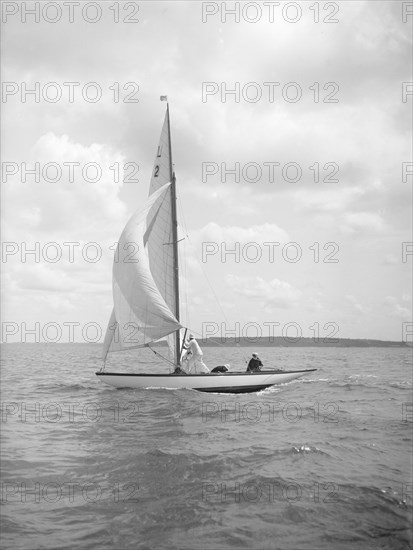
96, 369, 316, 393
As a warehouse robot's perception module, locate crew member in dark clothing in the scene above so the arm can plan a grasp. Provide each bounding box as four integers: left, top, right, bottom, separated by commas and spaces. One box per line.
246, 353, 263, 372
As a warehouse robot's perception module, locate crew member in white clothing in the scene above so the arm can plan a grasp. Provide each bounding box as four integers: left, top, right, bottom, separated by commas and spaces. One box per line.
182, 333, 210, 374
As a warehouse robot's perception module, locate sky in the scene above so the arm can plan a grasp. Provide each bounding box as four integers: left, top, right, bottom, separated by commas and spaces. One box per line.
1, 0, 412, 344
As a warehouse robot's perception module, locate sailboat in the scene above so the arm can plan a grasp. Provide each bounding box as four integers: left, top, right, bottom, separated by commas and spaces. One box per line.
96, 100, 316, 393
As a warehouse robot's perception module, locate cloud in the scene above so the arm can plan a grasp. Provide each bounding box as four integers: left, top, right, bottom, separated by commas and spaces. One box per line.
3, 132, 127, 238
384, 296, 411, 319
294, 187, 365, 213
346, 294, 368, 314
2, 1, 411, 342
2, 132, 128, 315
340, 212, 387, 234
192, 221, 289, 245
226, 274, 301, 309
382, 254, 398, 265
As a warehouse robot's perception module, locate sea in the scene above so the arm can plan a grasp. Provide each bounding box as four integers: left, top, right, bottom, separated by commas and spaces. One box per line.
1, 343, 412, 550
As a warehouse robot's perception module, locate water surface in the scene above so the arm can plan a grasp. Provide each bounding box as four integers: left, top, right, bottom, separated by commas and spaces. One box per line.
1, 344, 412, 549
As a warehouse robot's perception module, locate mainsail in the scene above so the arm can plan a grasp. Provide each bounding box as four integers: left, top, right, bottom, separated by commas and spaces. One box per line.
102, 107, 182, 362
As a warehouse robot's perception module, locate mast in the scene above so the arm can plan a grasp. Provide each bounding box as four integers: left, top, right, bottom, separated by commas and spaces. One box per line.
166, 102, 181, 365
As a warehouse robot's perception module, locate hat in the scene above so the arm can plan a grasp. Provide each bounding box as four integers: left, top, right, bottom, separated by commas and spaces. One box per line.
189, 333, 194, 339
252, 353, 258, 358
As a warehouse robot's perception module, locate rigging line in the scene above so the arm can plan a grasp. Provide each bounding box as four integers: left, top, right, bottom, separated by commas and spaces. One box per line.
236, 343, 250, 365
163, 237, 185, 245
176, 196, 190, 329
148, 345, 176, 368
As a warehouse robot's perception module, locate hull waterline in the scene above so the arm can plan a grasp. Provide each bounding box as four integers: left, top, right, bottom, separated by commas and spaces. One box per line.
95, 369, 317, 393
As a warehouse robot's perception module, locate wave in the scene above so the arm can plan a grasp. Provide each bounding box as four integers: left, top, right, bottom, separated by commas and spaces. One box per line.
291, 444, 328, 455
388, 381, 412, 390
35, 382, 91, 392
